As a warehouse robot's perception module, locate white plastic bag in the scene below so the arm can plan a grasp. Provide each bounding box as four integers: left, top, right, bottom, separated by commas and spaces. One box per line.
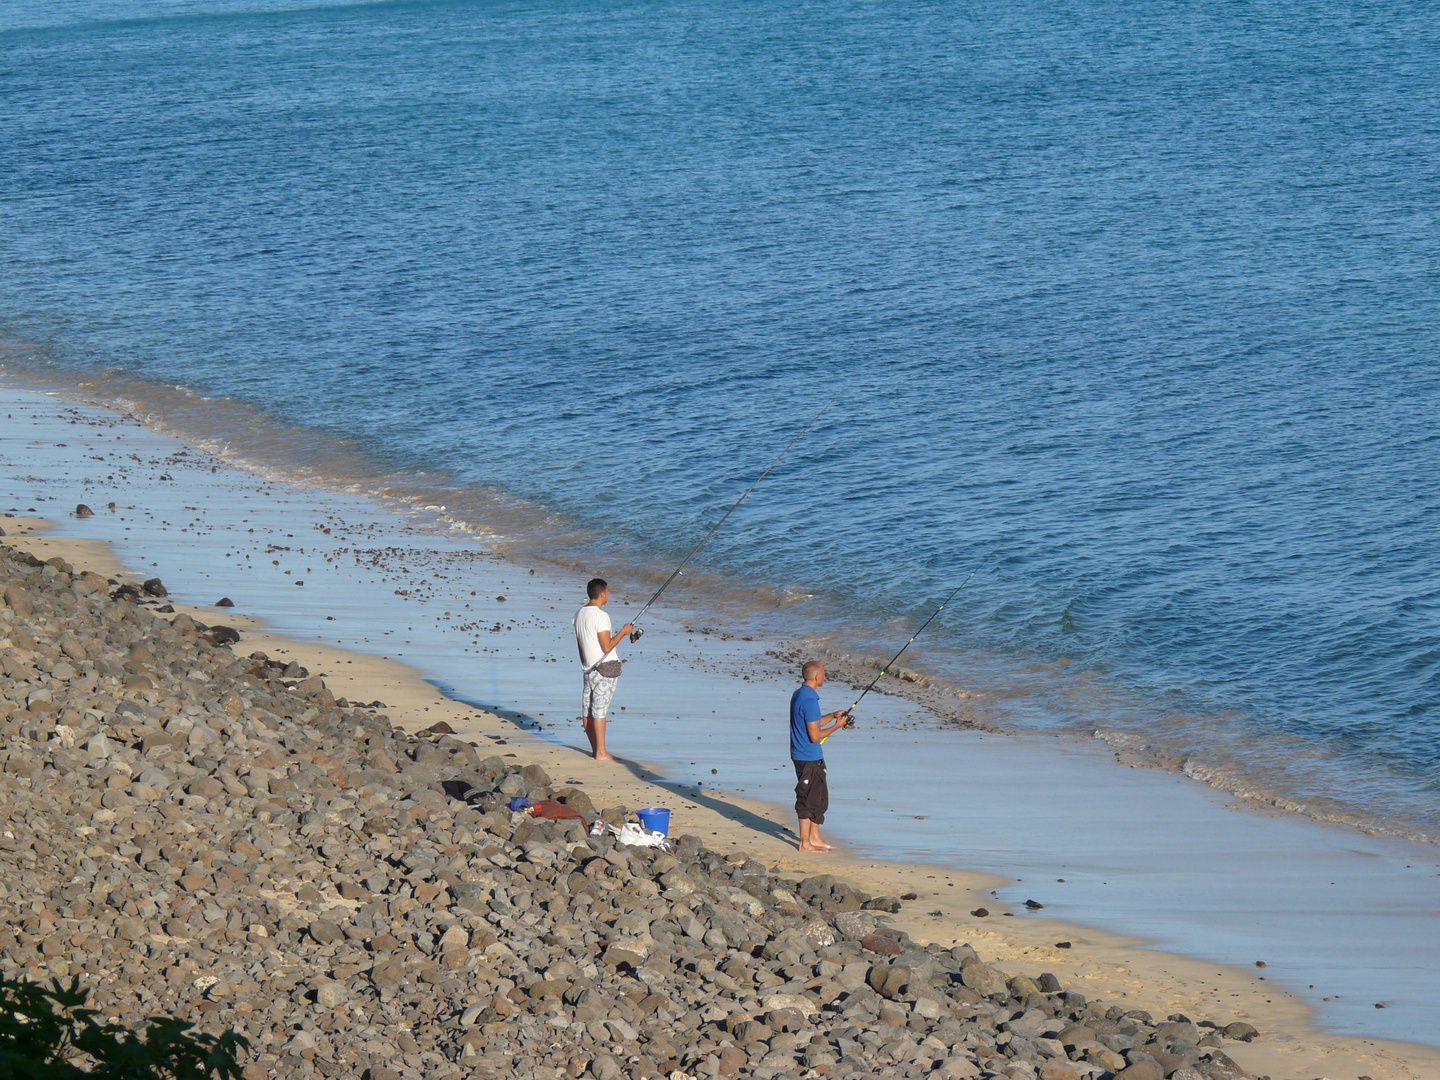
613, 822, 669, 849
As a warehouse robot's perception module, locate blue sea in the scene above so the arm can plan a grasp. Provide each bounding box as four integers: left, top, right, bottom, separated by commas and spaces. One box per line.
3, 0, 1439, 839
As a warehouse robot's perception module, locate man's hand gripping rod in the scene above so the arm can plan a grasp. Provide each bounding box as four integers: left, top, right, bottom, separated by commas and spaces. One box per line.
629, 401, 834, 643
841, 567, 982, 729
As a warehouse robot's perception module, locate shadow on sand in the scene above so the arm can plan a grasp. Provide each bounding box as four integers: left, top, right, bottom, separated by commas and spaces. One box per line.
433, 680, 801, 850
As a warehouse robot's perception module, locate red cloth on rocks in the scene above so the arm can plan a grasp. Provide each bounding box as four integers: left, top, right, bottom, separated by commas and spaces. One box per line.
525, 799, 587, 822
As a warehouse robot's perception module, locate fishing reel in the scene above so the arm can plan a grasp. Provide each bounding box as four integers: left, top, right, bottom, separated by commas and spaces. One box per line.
843, 711, 856, 729
629, 627, 645, 643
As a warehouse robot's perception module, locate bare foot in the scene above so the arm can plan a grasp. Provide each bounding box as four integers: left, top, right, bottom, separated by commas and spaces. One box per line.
797, 842, 832, 853
593, 752, 617, 761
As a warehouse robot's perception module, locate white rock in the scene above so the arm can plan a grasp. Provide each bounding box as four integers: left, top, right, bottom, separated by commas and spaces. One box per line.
315, 982, 347, 1008
761, 991, 820, 1016
801, 919, 836, 948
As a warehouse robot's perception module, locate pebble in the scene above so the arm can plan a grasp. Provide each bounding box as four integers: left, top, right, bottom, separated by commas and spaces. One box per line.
0, 540, 1269, 1080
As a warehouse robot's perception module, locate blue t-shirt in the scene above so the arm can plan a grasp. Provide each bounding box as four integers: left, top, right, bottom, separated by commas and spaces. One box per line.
790, 684, 824, 761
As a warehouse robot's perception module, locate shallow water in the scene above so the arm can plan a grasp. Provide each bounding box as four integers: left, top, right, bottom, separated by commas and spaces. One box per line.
3, 0, 1439, 843
5, 388, 1440, 1046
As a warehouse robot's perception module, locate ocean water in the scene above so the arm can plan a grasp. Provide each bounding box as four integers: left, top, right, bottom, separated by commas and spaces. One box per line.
3, 1, 1439, 839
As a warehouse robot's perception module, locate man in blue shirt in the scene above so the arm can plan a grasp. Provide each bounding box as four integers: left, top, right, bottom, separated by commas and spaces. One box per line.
790, 660, 851, 853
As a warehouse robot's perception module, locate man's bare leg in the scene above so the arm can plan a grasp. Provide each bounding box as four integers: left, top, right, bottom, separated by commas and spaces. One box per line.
808, 819, 834, 851
797, 817, 833, 853
586, 715, 615, 761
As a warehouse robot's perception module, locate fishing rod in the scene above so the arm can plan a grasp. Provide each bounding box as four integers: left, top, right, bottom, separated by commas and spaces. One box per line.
842, 566, 982, 728
628, 400, 833, 643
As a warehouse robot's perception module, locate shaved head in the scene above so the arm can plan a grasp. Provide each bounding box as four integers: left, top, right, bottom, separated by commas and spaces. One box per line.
802, 660, 825, 682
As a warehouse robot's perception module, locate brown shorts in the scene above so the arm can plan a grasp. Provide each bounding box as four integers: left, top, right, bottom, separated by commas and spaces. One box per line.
793, 758, 829, 825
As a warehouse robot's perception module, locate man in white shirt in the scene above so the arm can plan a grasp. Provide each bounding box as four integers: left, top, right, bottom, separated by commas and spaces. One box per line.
573, 577, 634, 761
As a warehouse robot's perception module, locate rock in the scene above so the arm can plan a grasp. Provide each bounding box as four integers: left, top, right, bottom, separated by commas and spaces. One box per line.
863, 895, 903, 913
1025, 899, 1044, 909
937, 1056, 981, 1079
913, 996, 942, 1020
860, 933, 902, 955
866, 963, 910, 999
142, 577, 168, 597
959, 961, 1009, 999
1221, 1022, 1258, 1042
832, 910, 873, 940
207, 625, 241, 645
556, 787, 597, 816
425, 721, 455, 734
1008, 974, 1040, 998
315, 981, 348, 1008
602, 943, 646, 969
215, 597, 234, 607
761, 992, 819, 1017
800, 919, 836, 948
970, 908, 989, 917
75, 504, 94, 518
1113, 1062, 1163, 1080
3, 584, 33, 616
449, 881, 488, 908
1198, 1051, 1252, 1080
1084, 1046, 1127, 1072
437, 924, 468, 951
78, 571, 109, 593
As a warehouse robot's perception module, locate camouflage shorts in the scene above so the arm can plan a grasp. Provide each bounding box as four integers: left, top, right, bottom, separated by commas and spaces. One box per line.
581, 667, 618, 719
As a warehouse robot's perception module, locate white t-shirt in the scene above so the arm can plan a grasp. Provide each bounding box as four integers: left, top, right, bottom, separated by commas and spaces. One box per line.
574, 604, 616, 668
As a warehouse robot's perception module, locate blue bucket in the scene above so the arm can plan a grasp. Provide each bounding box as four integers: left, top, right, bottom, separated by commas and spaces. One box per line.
635, 807, 670, 836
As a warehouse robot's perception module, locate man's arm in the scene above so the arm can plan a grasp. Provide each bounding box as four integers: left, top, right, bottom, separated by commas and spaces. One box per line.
597, 623, 634, 654
806, 710, 850, 743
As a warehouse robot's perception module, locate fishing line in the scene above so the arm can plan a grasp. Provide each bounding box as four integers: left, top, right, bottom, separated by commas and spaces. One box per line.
842, 565, 984, 728
627, 399, 834, 643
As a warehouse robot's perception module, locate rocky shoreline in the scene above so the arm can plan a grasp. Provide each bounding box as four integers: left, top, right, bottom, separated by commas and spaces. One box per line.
1, 538, 1269, 1080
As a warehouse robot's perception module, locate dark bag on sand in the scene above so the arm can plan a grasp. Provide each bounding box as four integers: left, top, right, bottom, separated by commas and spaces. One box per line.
592, 660, 622, 679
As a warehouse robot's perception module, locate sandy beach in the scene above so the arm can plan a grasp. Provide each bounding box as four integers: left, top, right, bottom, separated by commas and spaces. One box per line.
4, 386, 1440, 1079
